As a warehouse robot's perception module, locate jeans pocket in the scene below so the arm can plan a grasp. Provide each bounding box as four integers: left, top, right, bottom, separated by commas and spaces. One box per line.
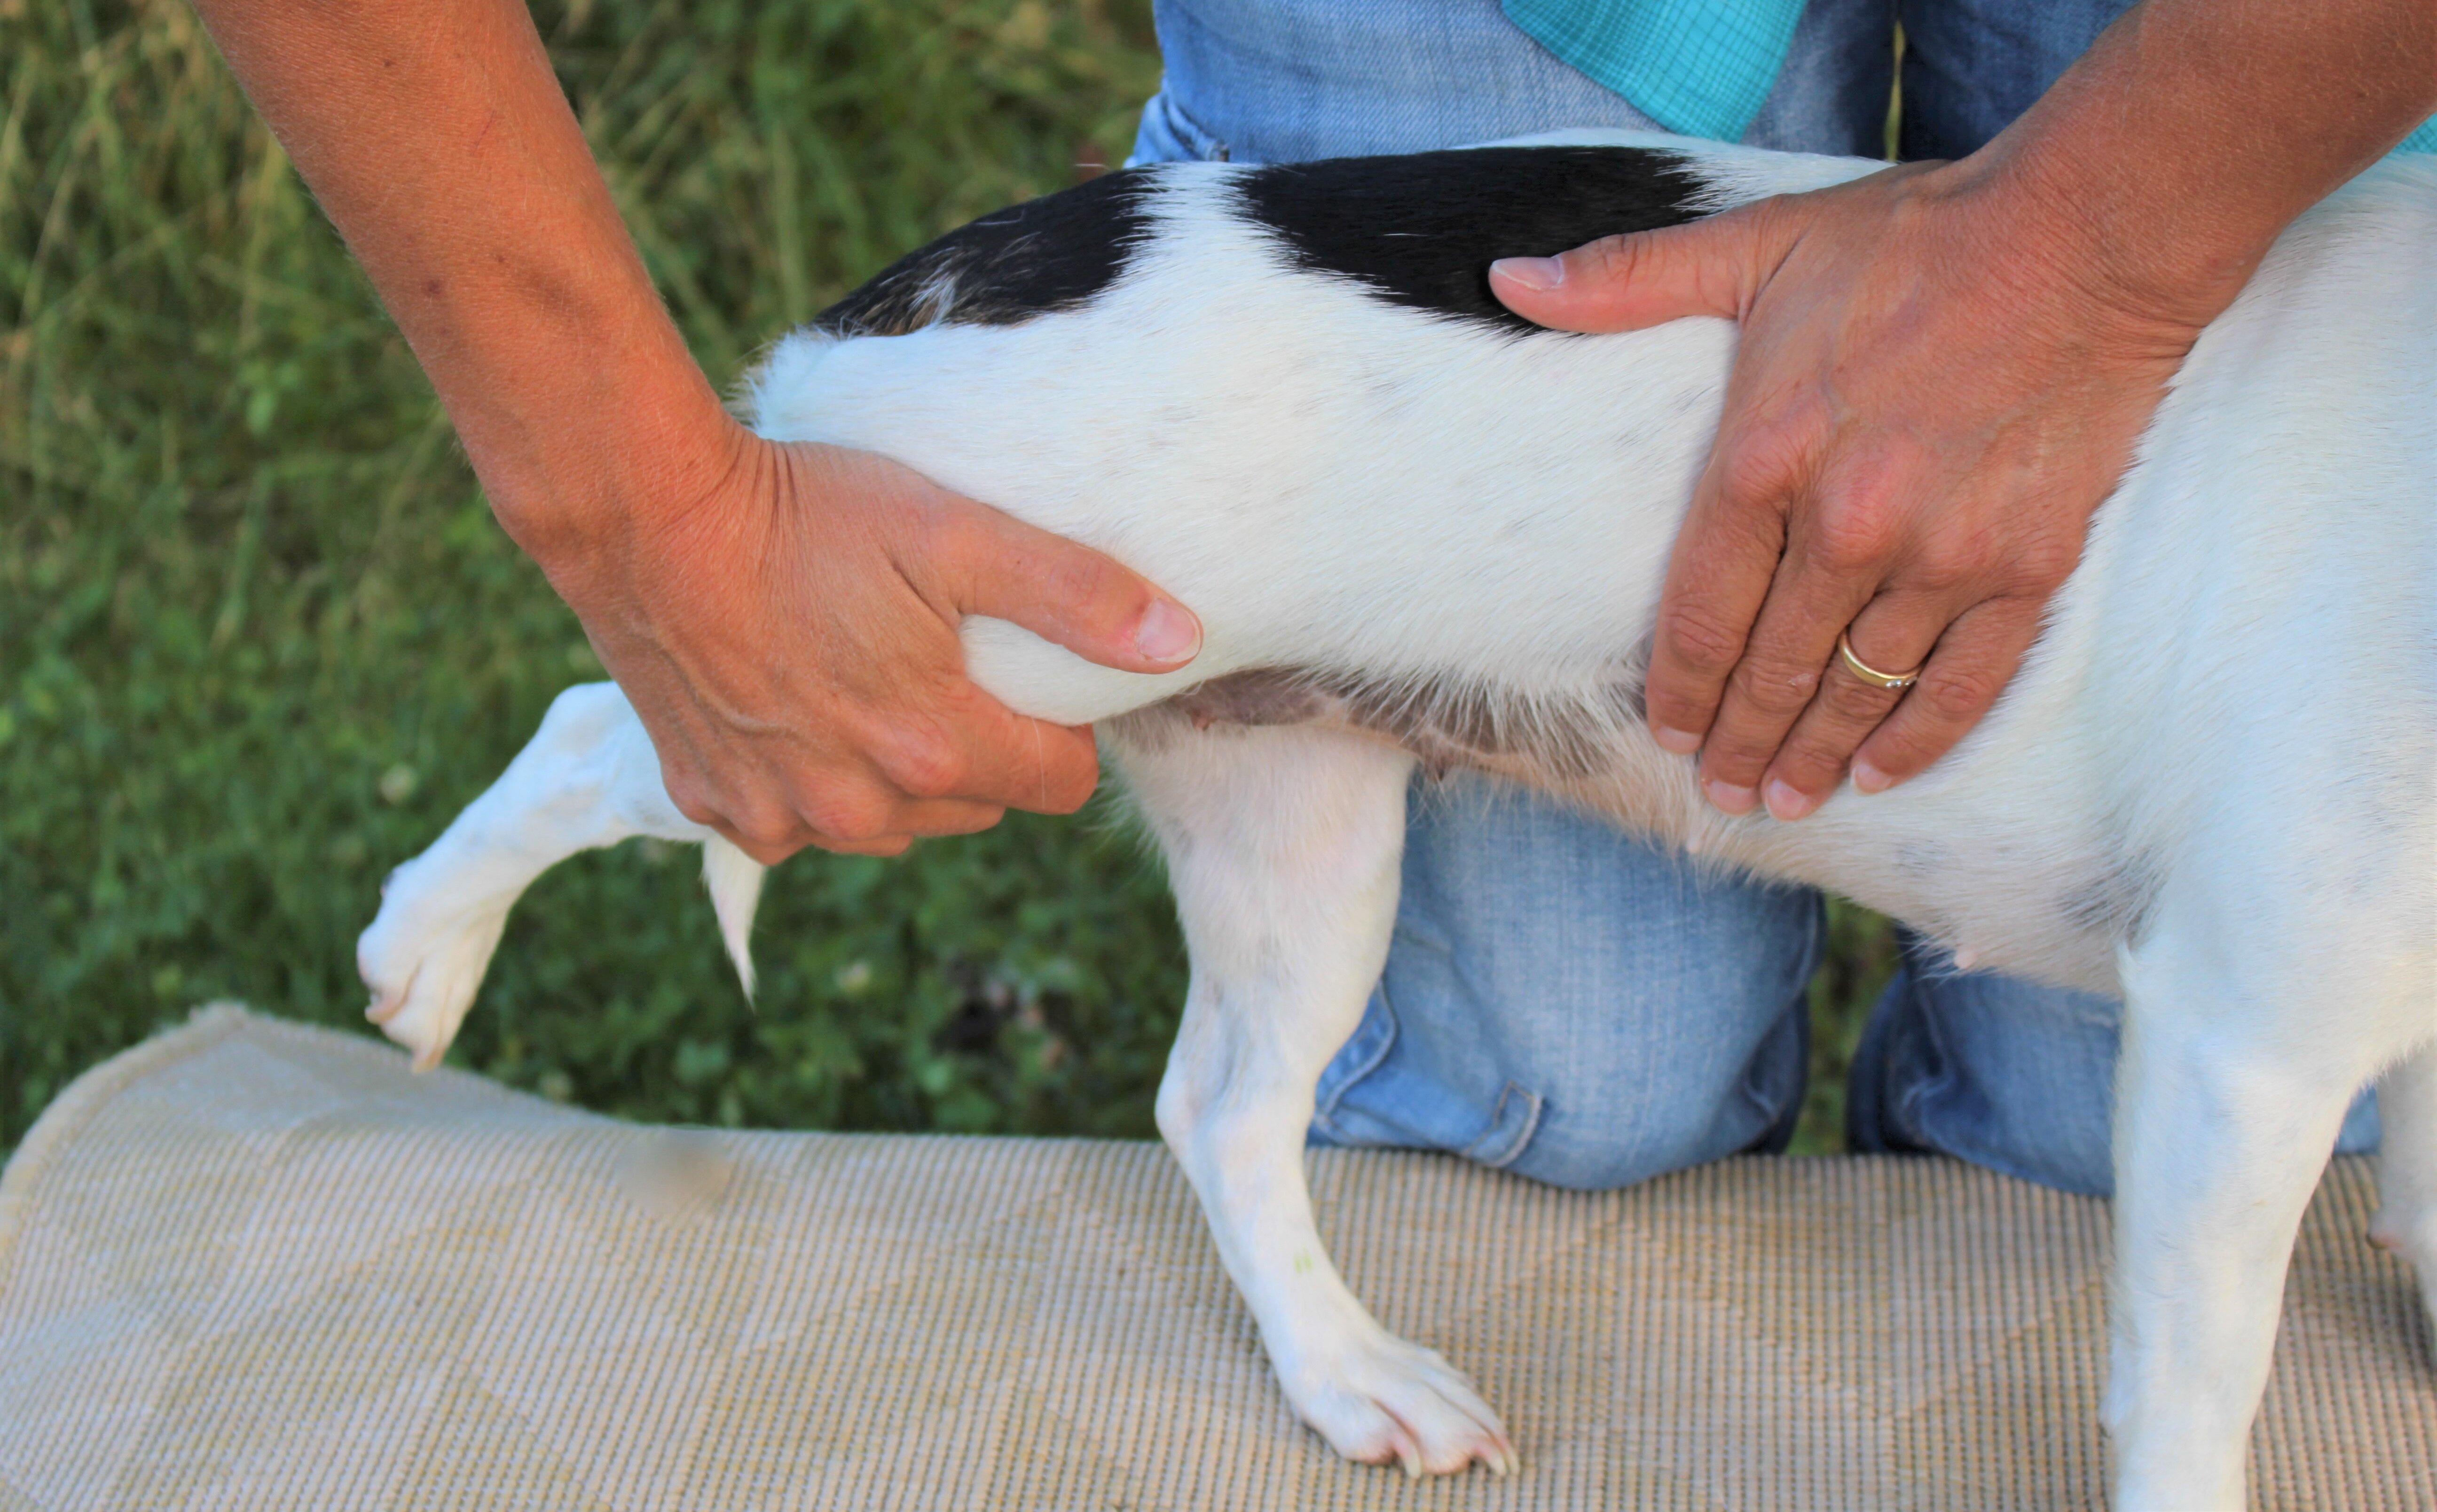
1126, 89, 1233, 167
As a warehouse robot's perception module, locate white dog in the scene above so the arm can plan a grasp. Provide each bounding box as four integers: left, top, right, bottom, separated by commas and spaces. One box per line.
356, 132, 2435, 1508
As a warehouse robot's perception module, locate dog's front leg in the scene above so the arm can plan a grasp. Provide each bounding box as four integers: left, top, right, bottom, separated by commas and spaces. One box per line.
1107, 718, 1512, 1476
2104, 915, 2389, 1511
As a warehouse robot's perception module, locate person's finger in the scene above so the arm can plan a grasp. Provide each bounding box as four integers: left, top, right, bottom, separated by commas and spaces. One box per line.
804, 794, 1007, 855
1691, 438, 1932, 810
801, 830, 916, 859
784, 795, 1010, 859
862, 680, 1104, 817
1488, 200, 1789, 334
660, 752, 813, 867
1639, 424, 1813, 766
671, 756, 1006, 862
1849, 596, 2044, 794
687, 791, 823, 867
1688, 540, 1882, 814
1755, 591, 1956, 820
725, 791, 1009, 862
917, 493, 1203, 674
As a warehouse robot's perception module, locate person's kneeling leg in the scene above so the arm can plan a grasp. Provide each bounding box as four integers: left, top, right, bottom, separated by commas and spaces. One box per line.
1309, 771, 1822, 1191
1846, 932, 2381, 1196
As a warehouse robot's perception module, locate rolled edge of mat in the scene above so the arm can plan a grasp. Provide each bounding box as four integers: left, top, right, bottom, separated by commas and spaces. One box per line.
0, 1000, 256, 1272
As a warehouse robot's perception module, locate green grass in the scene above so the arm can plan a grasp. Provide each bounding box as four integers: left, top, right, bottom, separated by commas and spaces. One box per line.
1, 0, 1897, 1157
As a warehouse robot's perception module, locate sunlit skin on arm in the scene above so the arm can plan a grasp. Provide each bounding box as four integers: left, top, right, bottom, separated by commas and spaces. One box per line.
1494, 0, 2437, 820
188, 0, 1203, 863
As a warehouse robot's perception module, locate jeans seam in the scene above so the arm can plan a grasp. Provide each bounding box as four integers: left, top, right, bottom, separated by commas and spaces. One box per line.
1137, 90, 1232, 164
1888, 958, 1955, 1145
1309, 987, 1400, 1142
1732, 891, 1821, 1142
1459, 1081, 1547, 1169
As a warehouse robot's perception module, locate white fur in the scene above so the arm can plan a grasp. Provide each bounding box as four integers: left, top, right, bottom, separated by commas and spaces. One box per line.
358, 134, 2437, 1506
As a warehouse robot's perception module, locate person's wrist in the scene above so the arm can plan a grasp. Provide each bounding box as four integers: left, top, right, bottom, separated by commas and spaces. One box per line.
482, 378, 753, 589
1912, 143, 2220, 365
1951, 76, 2296, 351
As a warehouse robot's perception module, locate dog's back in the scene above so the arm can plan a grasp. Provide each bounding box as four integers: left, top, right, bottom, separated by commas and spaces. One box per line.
747, 140, 1854, 731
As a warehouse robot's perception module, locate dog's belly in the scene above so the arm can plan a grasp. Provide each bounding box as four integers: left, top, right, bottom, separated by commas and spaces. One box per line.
1120, 661, 2133, 995
1162, 664, 1646, 781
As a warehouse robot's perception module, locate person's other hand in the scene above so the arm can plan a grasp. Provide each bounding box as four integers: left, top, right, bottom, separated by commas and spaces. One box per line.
547, 423, 1202, 862
1491, 159, 2204, 819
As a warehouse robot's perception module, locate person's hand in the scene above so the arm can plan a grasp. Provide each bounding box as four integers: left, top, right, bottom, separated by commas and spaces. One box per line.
545, 421, 1203, 862
1491, 158, 2204, 818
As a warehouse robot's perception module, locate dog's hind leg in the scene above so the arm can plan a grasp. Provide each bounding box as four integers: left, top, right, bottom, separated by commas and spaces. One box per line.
1105, 717, 1513, 1477
2371, 1040, 2437, 1330
356, 682, 763, 1070
2103, 898, 2409, 1511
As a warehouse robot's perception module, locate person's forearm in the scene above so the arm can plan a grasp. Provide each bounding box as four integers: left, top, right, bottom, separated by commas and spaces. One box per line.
1973, 0, 2437, 330
189, 0, 732, 567
189, 0, 1203, 864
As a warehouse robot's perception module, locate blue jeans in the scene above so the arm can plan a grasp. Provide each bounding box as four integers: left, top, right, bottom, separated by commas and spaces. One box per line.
1131, 0, 2382, 1196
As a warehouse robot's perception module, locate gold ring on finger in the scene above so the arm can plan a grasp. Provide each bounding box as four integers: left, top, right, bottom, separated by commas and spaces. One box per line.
1836, 630, 1924, 691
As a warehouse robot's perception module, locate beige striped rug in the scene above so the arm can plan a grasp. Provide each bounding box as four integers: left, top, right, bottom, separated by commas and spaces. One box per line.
0, 1003, 2429, 1510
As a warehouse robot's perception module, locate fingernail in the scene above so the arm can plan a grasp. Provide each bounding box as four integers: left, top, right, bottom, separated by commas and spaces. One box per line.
1491, 255, 1564, 292
1133, 599, 1200, 665
1763, 779, 1818, 822
1653, 725, 1702, 756
1851, 760, 1893, 795
1702, 777, 1756, 815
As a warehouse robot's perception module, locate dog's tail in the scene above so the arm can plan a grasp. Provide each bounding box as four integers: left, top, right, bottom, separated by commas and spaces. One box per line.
702, 835, 767, 1001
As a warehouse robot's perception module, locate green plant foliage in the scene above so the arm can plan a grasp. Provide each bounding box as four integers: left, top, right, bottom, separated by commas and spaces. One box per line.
1, 0, 1895, 1155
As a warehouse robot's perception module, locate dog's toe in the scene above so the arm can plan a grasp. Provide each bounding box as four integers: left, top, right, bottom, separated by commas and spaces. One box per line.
1286, 1330, 1513, 1476
356, 882, 511, 1070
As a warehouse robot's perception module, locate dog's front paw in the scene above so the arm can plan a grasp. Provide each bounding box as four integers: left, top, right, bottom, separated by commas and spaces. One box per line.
356, 860, 512, 1072
1279, 1328, 1513, 1477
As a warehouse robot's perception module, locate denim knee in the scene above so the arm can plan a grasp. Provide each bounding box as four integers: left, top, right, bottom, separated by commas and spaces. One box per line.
1310, 774, 1820, 1191
1848, 931, 2383, 1196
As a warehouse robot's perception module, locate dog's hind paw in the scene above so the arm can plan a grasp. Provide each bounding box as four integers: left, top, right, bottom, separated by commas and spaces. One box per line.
356, 862, 512, 1072
1281, 1329, 1514, 1477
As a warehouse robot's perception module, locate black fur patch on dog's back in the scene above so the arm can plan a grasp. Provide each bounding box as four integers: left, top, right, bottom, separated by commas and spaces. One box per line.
1234, 146, 1707, 333
815, 170, 1157, 338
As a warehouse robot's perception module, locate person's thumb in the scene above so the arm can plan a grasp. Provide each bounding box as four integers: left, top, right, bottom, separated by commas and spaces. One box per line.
926, 495, 1203, 675
1490, 205, 1780, 334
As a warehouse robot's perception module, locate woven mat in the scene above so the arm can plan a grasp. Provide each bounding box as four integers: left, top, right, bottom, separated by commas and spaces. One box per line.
1, 1006, 2429, 1510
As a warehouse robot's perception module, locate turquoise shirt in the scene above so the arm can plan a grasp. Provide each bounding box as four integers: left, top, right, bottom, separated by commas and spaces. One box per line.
1502, 0, 2437, 151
